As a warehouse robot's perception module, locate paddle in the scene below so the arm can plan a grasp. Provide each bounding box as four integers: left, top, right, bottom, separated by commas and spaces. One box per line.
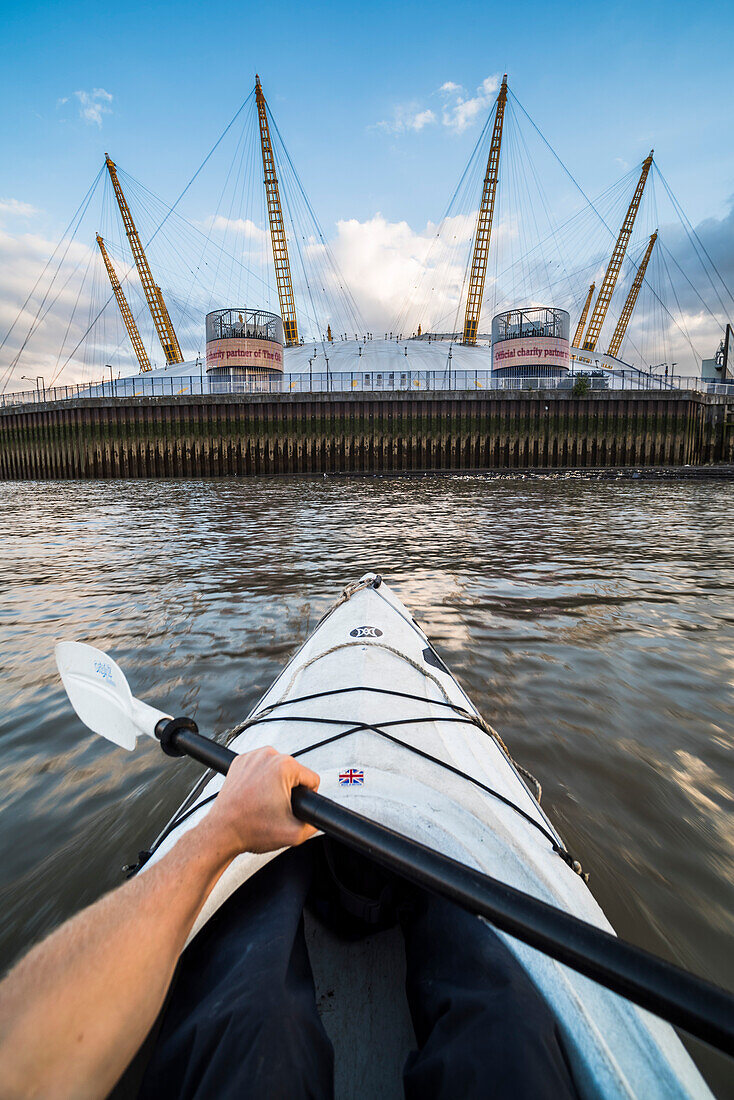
55, 641, 734, 1056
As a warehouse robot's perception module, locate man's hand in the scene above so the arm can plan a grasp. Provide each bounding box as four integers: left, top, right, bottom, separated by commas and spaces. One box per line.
199, 747, 320, 859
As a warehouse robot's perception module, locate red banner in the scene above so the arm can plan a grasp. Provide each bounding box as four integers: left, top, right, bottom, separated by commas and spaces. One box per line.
206, 338, 283, 372
493, 336, 570, 370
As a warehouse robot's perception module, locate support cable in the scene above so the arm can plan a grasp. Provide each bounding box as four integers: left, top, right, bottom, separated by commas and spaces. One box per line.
52, 90, 257, 384
654, 166, 734, 315
269, 113, 366, 336
0, 167, 104, 394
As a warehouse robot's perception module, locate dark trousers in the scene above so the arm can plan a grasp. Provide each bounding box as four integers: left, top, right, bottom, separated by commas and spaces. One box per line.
136, 844, 578, 1099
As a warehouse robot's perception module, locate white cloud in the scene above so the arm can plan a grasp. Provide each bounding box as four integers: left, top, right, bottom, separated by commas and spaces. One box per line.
3, 190, 732, 390
311, 204, 732, 370
73, 88, 113, 127
410, 109, 436, 132
0, 229, 171, 391
0, 228, 114, 391
320, 212, 478, 332
374, 75, 502, 138
0, 198, 38, 219
203, 215, 269, 243
373, 103, 437, 135
440, 75, 501, 134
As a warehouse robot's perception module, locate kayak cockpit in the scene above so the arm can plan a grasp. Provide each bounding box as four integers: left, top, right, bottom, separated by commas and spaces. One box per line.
305, 913, 415, 1099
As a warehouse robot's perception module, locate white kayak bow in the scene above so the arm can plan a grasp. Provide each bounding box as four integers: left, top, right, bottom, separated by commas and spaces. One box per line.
52, 641, 734, 1058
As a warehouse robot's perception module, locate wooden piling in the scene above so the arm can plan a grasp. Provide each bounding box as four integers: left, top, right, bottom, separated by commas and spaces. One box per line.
0, 388, 730, 480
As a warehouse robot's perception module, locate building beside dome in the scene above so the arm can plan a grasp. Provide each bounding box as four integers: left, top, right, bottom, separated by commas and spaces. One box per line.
205, 307, 284, 385
491, 307, 570, 380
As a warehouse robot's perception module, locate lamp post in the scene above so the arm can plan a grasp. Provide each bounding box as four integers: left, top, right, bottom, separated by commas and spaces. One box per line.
21, 375, 45, 401
649, 362, 668, 389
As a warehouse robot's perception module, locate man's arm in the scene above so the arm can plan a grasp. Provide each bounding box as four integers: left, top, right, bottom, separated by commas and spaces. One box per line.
0, 746, 319, 1100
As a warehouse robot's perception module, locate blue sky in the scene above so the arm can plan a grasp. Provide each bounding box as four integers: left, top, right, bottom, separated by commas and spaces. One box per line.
1, 0, 733, 384
2, 0, 732, 231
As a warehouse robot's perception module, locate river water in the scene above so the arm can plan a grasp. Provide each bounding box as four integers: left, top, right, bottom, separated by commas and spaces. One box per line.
0, 476, 732, 1094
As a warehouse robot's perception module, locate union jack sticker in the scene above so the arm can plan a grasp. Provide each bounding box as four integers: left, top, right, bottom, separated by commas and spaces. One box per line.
339, 769, 364, 786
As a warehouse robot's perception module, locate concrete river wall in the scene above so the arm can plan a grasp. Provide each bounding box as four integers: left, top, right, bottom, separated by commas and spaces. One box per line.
1, 390, 732, 480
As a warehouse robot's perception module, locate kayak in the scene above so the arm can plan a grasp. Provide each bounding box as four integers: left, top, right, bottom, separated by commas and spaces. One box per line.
142, 573, 710, 1099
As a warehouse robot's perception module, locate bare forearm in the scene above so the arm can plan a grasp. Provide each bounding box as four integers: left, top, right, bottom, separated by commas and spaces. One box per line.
0, 824, 230, 1100
0, 747, 319, 1099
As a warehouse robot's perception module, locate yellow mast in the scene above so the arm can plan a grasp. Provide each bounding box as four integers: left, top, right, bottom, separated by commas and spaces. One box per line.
104, 154, 183, 365
462, 75, 508, 346
581, 151, 654, 352
155, 285, 179, 356
606, 231, 657, 359
572, 283, 595, 348
255, 76, 299, 347
96, 235, 152, 373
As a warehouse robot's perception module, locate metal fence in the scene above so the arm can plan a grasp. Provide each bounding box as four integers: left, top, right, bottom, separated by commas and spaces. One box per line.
2, 370, 733, 410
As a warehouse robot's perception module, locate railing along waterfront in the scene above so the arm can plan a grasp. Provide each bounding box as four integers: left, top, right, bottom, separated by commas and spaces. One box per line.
2, 370, 733, 409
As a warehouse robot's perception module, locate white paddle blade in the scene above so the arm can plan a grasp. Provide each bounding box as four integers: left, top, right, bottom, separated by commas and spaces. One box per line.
55, 642, 170, 750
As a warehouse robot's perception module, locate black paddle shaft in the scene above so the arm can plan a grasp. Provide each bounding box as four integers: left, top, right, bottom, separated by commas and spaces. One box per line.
157, 718, 734, 1056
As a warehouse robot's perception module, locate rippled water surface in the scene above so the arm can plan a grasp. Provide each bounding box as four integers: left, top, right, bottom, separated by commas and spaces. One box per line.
1, 477, 732, 1094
